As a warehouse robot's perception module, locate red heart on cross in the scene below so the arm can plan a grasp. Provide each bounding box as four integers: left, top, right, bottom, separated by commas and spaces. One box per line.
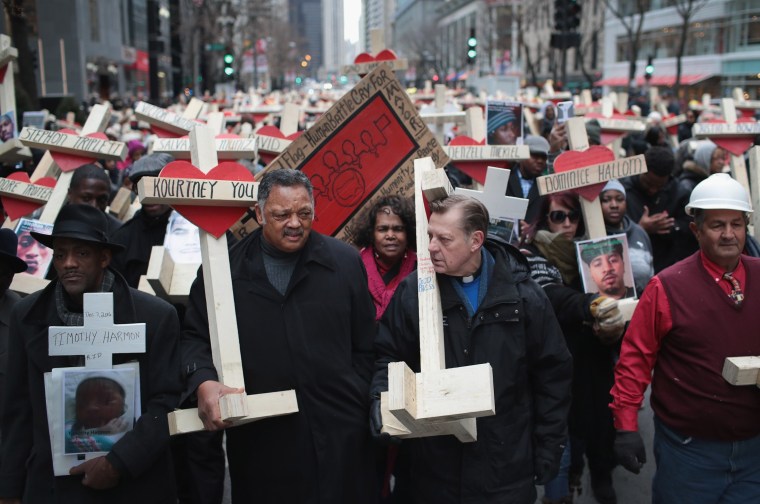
0, 63, 8, 84
553, 145, 616, 202
664, 114, 679, 136
159, 160, 256, 238
49, 129, 111, 172
353, 50, 398, 77
705, 118, 756, 157
448, 136, 509, 185
0, 172, 57, 220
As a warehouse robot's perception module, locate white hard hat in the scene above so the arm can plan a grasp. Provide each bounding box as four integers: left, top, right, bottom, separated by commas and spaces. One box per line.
685, 173, 753, 216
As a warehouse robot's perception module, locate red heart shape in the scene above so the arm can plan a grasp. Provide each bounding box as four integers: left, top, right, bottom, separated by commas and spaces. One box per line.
448, 136, 507, 184
152, 126, 182, 139
553, 145, 615, 201
159, 160, 255, 238
354, 52, 374, 64
257, 125, 285, 139
252, 113, 269, 124
375, 49, 397, 61
0, 64, 8, 84
0, 172, 57, 220
706, 119, 756, 156
664, 114, 679, 136
49, 130, 111, 172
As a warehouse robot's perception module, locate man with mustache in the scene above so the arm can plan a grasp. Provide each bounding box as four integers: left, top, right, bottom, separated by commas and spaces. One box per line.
0, 204, 181, 502
581, 239, 635, 300
182, 168, 377, 503
611, 173, 760, 502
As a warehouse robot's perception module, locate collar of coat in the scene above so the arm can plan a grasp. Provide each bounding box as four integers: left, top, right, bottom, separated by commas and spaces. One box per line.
438, 240, 526, 313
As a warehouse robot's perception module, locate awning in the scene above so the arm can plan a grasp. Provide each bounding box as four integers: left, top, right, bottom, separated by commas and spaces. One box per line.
594, 73, 714, 87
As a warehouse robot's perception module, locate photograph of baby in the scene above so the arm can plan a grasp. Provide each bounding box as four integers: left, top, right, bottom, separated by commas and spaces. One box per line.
15, 218, 54, 278
576, 233, 637, 300
486, 100, 523, 146
62, 368, 137, 455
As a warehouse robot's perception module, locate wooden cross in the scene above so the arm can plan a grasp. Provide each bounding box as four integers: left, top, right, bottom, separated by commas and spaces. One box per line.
732, 88, 760, 119
420, 85, 466, 145
137, 124, 298, 435
381, 157, 497, 442
586, 97, 645, 155
455, 166, 529, 223
134, 98, 204, 138
574, 90, 601, 116
44, 292, 146, 475
535, 117, 648, 320
253, 102, 301, 166
657, 102, 687, 149
723, 146, 760, 386
0, 34, 32, 162
341, 28, 409, 76
692, 98, 760, 199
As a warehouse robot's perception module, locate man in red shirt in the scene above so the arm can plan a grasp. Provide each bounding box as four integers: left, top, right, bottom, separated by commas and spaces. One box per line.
610, 173, 760, 502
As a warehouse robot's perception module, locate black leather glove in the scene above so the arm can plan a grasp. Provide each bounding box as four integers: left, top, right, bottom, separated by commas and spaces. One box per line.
533, 456, 559, 485
614, 430, 646, 474
369, 396, 400, 445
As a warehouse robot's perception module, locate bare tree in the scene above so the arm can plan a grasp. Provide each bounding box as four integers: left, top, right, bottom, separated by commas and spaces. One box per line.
602, 0, 648, 86
2, 0, 38, 108
673, 0, 709, 96
396, 20, 446, 84
574, 14, 605, 90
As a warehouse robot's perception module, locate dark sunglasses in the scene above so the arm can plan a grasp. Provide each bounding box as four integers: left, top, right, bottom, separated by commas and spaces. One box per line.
549, 210, 581, 224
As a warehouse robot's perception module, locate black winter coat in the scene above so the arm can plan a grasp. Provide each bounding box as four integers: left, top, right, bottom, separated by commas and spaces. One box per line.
182, 229, 377, 504
371, 241, 572, 504
0, 271, 182, 503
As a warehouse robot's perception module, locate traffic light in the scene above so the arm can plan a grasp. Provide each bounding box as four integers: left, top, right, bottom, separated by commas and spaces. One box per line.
554, 0, 569, 32
223, 48, 235, 78
645, 56, 654, 80
568, 0, 582, 30
467, 29, 477, 64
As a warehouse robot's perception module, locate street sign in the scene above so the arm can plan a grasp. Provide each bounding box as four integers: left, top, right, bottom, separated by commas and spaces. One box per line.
205, 43, 225, 51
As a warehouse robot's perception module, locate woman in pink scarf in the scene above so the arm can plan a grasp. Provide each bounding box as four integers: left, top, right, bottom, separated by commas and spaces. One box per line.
356, 196, 417, 320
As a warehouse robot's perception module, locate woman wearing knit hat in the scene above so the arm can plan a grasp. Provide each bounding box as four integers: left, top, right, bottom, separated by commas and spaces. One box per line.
486, 102, 521, 145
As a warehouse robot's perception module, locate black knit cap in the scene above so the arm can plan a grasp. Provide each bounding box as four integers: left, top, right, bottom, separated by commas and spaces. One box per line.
31, 204, 125, 253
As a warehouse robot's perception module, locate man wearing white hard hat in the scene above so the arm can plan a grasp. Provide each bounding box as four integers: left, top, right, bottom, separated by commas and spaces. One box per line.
609, 173, 760, 502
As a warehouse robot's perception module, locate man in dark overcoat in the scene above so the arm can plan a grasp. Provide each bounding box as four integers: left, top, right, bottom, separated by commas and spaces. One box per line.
182, 168, 377, 503
0, 204, 182, 503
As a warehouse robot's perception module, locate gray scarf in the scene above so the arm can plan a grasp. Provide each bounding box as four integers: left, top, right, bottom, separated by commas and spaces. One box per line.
55, 269, 116, 327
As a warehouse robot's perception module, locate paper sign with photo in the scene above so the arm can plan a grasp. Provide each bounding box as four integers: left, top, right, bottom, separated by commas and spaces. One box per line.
576, 233, 637, 300
486, 100, 523, 146
0, 110, 17, 143
487, 218, 519, 245
61, 367, 138, 455
15, 218, 54, 278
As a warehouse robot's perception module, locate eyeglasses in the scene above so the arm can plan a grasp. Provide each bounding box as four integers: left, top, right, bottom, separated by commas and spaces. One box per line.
549, 210, 581, 224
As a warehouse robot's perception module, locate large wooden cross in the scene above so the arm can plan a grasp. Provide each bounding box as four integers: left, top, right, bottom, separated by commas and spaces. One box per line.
134, 98, 204, 138
0, 34, 32, 162
723, 146, 760, 386
44, 292, 146, 475
535, 117, 648, 320
137, 124, 298, 435
420, 85, 466, 145
586, 97, 645, 156
341, 28, 409, 76
381, 157, 502, 442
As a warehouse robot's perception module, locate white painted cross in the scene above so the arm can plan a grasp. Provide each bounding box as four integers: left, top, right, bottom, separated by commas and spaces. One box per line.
420, 85, 466, 145
341, 28, 409, 76
455, 166, 528, 222
535, 117, 647, 319
586, 97, 645, 156
134, 98, 204, 138
137, 124, 298, 435
0, 34, 32, 162
382, 157, 496, 442
45, 292, 145, 475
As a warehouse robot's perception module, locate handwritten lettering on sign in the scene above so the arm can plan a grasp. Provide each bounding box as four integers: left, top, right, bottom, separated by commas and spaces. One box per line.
0, 177, 53, 203
443, 144, 530, 161
134, 102, 197, 134
537, 155, 646, 195
693, 122, 760, 137
266, 64, 448, 243
342, 59, 408, 75
593, 118, 646, 132
153, 137, 257, 159
255, 135, 292, 154
18, 127, 126, 159
138, 176, 258, 206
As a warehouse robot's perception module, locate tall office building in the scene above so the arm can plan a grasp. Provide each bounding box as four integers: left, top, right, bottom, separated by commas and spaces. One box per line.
290, 0, 323, 79
364, 0, 395, 53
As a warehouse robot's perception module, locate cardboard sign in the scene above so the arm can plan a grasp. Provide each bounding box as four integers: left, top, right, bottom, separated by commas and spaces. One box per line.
263, 63, 449, 244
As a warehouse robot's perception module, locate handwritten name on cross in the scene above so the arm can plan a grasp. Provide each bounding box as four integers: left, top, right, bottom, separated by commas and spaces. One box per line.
48, 292, 146, 369
134, 99, 203, 137
382, 158, 496, 442
138, 124, 297, 435
536, 117, 646, 319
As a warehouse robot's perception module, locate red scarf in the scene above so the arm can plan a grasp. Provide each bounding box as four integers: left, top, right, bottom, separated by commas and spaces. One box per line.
361, 247, 417, 320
